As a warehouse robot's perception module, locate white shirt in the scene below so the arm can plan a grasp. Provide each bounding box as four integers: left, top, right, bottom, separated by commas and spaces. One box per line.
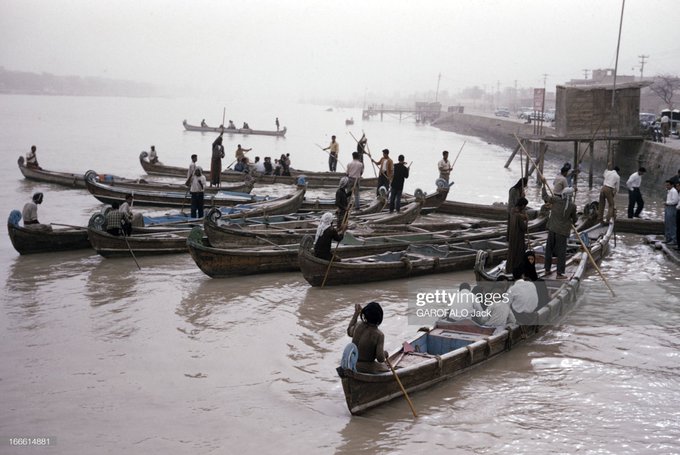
666, 187, 679, 206
22, 201, 38, 223
661, 115, 670, 124
255, 161, 266, 173
603, 169, 620, 194
190, 174, 206, 193
187, 162, 197, 179
626, 172, 642, 191
447, 289, 478, 320
507, 279, 539, 314
482, 301, 516, 326
120, 201, 133, 220
438, 159, 452, 175
346, 159, 364, 179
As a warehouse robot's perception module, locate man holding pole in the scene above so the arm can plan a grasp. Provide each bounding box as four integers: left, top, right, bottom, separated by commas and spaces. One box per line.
541, 180, 577, 279
346, 152, 364, 209
438, 150, 453, 183
324, 135, 339, 172
597, 166, 620, 225
372, 149, 393, 196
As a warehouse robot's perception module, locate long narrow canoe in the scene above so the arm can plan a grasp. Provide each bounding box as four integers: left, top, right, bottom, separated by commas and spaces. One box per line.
87, 226, 191, 257
139, 151, 379, 188
298, 236, 509, 287
84, 170, 264, 208
17, 156, 251, 194
188, 228, 507, 278
7, 210, 91, 255
183, 120, 287, 137
336, 221, 614, 415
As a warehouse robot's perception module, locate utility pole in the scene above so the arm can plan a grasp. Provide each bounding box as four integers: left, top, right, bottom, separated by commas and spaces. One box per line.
496, 80, 501, 107
638, 54, 649, 79
542, 73, 549, 89
582, 69, 590, 80
434, 73, 441, 102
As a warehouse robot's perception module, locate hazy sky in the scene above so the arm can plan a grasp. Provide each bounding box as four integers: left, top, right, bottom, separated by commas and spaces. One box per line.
2, 0, 679, 102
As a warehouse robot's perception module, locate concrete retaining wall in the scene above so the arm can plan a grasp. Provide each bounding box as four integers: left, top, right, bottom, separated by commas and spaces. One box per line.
434, 112, 680, 194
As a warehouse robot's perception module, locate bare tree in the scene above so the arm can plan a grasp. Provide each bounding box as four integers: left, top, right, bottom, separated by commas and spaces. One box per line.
650, 74, 680, 108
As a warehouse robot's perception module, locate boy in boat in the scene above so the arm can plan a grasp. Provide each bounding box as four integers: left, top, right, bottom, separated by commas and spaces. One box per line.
26, 145, 41, 169
200, 119, 207, 127
22, 192, 43, 225
347, 302, 389, 373
149, 145, 160, 164
119, 194, 134, 236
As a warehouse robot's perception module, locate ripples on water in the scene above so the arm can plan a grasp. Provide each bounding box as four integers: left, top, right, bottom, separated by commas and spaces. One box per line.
2, 96, 680, 454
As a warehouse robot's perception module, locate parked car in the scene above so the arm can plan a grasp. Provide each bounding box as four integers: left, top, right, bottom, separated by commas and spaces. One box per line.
494, 107, 510, 117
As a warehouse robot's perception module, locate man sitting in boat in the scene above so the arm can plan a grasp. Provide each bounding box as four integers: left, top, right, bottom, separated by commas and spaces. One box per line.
234, 157, 249, 173
200, 119, 207, 127
149, 145, 160, 164
227, 120, 236, 129
22, 192, 43, 225
474, 283, 516, 326
347, 302, 389, 373
263, 157, 273, 175
26, 145, 41, 169
446, 283, 483, 321
507, 267, 539, 324
105, 202, 124, 236
242, 122, 250, 129
314, 212, 346, 261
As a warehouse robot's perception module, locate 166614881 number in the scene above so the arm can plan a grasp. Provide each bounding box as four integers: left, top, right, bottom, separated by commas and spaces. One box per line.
8, 437, 55, 446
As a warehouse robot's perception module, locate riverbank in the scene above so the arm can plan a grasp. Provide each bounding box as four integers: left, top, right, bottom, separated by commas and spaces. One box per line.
433, 112, 680, 195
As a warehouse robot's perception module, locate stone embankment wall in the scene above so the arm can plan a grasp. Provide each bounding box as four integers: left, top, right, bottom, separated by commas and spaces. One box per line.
433, 112, 680, 194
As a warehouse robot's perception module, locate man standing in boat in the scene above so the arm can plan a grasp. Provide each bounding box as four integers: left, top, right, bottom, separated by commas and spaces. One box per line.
346, 152, 364, 210
324, 135, 339, 172
210, 133, 225, 187
275, 117, 280, 131
119, 194, 135, 236
372, 148, 393, 196
437, 150, 453, 183
541, 181, 577, 279
389, 155, 409, 213
235, 144, 252, 165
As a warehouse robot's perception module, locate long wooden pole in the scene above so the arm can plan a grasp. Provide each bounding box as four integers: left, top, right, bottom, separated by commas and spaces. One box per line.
450, 141, 467, 169
514, 134, 615, 296
385, 357, 417, 417
315, 143, 347, 173
121, 231, 141, 271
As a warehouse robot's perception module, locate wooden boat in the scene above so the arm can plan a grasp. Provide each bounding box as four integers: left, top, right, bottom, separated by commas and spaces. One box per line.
616, 217, 663, 235
345, 118, 354, 126
403, 187, 449, 210
336, 221, 614, 415
84, 170, 264, 208
644, 235, 680, 265
89, 171, 253, 195
437, 199, 540, 220
139, 151, 379, 188
188, 227, 507, 278
358, 200, 423, 225
7, 210, 91, 255
300, 193, 387, 215
87, 226, 190, 257
182, 120, 287, 137
298, 235, 509, 287
207, 186, 307, 220
17, 156, 253, 194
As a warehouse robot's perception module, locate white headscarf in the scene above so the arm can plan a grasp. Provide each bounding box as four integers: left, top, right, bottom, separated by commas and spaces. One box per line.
561, 187, 574, 215
314, 212, 335, 243
339, 176, 349, 189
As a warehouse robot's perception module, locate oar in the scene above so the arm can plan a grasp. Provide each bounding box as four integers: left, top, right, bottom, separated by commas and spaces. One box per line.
385, 356, 417, 417
121, 230, 141, 271
514, 134, 615, 297
50, 223, 87, 230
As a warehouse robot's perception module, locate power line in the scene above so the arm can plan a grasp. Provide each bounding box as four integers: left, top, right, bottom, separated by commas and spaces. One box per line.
638, 54, 649, 79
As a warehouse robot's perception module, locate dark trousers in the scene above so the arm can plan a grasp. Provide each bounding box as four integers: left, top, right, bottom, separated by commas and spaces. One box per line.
677, 209, 680, 248
122, 221, 132, 236
389, 189, 403, 213
627, 188, 643, 218
328, 154, 337, 172
191, 192, 205, 218
544, 230, 568, 274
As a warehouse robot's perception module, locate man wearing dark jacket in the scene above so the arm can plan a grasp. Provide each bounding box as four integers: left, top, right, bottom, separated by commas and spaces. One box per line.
389, 155, 409, 213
